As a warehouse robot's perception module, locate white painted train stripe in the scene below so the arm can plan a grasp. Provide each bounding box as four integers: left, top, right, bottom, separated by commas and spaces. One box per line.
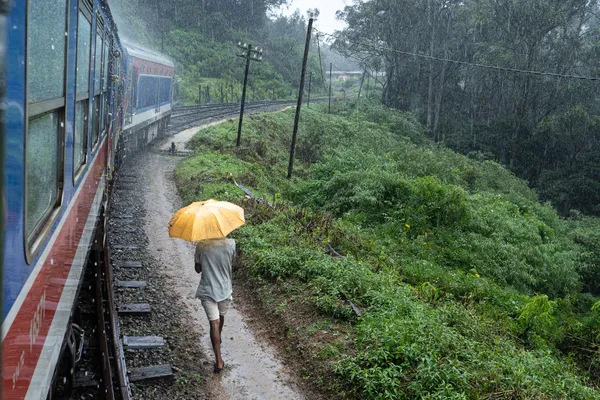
25, 174, 106, 400
123, 104, 171, 131
1, 137, 105, 341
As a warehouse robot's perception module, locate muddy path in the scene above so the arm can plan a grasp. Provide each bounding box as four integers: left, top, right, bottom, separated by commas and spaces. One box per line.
136, 125, 306, 399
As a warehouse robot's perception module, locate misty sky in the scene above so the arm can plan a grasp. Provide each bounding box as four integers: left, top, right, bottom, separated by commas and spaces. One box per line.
276, 0, 349, 34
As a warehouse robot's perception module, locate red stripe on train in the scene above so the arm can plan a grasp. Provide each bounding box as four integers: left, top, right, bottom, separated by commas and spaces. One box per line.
3, 141, 106, 399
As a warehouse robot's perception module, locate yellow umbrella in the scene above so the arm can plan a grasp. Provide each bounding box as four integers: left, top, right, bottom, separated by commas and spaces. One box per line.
168, 199, 245, 241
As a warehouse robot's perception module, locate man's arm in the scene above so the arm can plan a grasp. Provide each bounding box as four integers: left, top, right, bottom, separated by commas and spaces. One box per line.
195, 245, 202, 273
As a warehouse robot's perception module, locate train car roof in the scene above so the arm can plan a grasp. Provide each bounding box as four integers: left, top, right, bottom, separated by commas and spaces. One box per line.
123, 41, 175, 68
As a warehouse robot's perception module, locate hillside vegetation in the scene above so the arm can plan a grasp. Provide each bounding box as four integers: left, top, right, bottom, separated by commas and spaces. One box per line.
110, 0, 336, 105
176, 101, 600, 399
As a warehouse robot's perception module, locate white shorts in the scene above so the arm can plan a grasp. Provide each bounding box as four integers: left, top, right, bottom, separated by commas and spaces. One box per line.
201, 297, 232, 321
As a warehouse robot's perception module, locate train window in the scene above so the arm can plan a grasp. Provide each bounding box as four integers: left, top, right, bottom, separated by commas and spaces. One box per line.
26, 112, 60, 239
102, 40, 110, 133
74, 10, 92, 175
91, 24, 103, 145
73, 100, 88, 169
160, 77, 172, 104
76, 11, 91, 94
132, 68, 139, 110
137, 75, 159, 109
25, 0, 67, 255
27, 0, 67, 103
91, 95, 100, 144
103, 41, 109, 92
94, 31, 103, 96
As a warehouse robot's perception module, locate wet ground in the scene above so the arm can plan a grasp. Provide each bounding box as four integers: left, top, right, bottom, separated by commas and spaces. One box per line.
159, 120, 228, 152
136, 123, 306, 399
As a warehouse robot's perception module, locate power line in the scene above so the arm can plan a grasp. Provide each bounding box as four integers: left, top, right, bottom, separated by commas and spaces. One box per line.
317, 30, 600, 82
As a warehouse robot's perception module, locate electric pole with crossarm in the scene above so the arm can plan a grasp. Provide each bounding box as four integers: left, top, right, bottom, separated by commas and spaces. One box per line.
236, 42, 263, 147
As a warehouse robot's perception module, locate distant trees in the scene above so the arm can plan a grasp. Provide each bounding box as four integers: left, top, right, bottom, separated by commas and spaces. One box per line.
110, 0, 334, 102
335, 0, 600, 215
130, 0, 288, 36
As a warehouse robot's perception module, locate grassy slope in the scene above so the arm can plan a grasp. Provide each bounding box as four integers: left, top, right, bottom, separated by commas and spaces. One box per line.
175, 101, 600, 399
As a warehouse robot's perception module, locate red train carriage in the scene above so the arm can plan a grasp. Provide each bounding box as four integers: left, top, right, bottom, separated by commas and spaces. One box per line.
118, 42, 175, 160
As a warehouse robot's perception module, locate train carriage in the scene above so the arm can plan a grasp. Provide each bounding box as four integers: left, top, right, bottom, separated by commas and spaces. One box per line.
117, 42, 174, 161
1, 1, 174, 398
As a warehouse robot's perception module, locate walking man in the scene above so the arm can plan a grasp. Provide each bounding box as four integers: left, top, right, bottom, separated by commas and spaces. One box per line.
194, 237, 236, 373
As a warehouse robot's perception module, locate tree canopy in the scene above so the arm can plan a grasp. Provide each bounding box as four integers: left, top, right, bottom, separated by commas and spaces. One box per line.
335, 0, 600, 215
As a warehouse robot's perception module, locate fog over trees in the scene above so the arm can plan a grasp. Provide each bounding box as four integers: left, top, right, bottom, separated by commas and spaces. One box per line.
334, 0, 600, 215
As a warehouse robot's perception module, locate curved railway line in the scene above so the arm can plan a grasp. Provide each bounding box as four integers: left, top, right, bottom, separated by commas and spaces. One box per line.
167, 98, 328, 135
66, 98, 320, 400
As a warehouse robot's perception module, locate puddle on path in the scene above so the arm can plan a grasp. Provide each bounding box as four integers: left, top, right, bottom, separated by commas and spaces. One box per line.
142, 126, 305, 400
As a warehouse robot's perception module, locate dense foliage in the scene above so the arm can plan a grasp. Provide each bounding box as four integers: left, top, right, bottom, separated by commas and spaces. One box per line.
334, 0, 600, 216
176, 102, 600, 398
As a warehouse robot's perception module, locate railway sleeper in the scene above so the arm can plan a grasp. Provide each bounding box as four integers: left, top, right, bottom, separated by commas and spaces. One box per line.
117, 280, 147, 288
128, 365, 174, 383
118, 260, 144, 269
123, 336, 165, 350
112, 245, 140, 250
117, 304, 151, 316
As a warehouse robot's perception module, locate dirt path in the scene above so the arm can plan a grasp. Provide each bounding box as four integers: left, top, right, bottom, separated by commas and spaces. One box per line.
159, 120, 228, 152
140, 125, 306, 400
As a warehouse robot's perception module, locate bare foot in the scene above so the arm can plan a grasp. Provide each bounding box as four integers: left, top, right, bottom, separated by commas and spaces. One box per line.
214, 362, 225, 373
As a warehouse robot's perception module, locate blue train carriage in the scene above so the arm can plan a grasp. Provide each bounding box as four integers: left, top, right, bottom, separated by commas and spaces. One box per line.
0, 0, 7, 396
119, 41, 175, 158
2, 0, 125, 398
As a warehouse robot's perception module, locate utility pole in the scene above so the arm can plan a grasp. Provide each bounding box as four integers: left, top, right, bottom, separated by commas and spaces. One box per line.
307, 72, 312, 108
328, 63, 332, 114
198, 85, 202, 104
287, 16, 314, 179
357, 70, 367, 101
236, 42, 263, 147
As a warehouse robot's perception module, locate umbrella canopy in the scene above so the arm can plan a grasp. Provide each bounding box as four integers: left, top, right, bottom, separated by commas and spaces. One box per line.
168, 199, 245, 242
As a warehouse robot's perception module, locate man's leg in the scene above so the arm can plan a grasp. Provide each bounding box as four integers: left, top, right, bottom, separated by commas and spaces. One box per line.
202, 300, 224, 371
209, 319, 224, 370
217, 298, 232, 339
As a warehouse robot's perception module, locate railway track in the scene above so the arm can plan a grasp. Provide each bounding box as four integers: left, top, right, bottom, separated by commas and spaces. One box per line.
167, 98, 328, 135
67, 98, 327, 400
